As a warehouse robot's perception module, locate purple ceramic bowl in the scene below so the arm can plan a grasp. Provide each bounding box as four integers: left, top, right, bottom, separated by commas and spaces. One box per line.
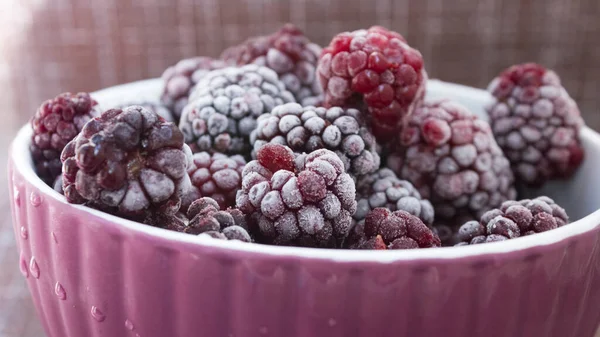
9, 79, 600, 337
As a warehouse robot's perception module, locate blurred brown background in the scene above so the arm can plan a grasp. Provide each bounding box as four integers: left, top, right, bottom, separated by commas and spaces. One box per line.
0, 0, 598, 336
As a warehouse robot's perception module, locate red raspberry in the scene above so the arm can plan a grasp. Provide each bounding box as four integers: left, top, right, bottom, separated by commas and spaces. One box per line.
387, 99, 517, 226
222, 24, 323, 106
317, 26, 427, 143
486, 63, 585, 186
30, 92, 100, 185
61, 106, 194, 221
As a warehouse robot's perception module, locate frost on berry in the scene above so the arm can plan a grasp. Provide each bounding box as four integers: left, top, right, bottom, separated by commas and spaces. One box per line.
251, 103, 381, 176
236, 144, 357, 247
180, 65, 295, 155
61, 106, 195, 221
318, 26, 427, 143
456, 196, 568, 245
31, 92, 100, 185
388, 99, 516, 226
486, 63, 585, 186
222, 24, 323, 106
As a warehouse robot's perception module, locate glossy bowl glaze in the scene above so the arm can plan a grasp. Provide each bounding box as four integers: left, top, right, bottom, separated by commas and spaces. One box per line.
9, 79, 600, 337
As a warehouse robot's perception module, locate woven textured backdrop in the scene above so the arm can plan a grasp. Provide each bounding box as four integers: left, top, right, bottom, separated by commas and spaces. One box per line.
0, 0, 598, 336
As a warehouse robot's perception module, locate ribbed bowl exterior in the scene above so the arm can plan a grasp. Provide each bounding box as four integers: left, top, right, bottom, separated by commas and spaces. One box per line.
8, 153, 600, 337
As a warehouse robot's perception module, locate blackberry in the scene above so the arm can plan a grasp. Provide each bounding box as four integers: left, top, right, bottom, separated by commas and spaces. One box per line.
354, 168, 434, 225
222, 24, 323, 106
187, 152, 246, 209
317, 26, 427, 143
160, 57, 227, 122
117, 101, 174, 123
31, 92, 100, 185
236, 144, 357, 247
180, 65, 295, 155
251, 103, 380, 176
486, 63, 585, 186
387, 99, 517, 226
349, 208, 440, 250
456, 196, 569, 245
61, 106, 194, 220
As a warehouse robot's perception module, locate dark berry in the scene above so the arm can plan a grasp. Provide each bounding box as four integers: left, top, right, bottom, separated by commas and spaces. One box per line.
317, 26, 427, 143
117, 101, 175, 123
179, 65, 295, 155
31, 92, 100, 185
251, 103, 381, 176
61, 106, 194, 220
486, 63, 585, 186
222, 24, 323, 106
236, 144, 357, 247
387, 99, 517, 226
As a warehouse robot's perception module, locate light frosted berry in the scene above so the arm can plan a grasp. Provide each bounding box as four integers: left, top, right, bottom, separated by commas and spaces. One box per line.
180, 65, 295, 155
486, 63, 584, 186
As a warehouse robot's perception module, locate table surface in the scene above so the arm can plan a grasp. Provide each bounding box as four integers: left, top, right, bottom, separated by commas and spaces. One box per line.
1, 122, 599, 337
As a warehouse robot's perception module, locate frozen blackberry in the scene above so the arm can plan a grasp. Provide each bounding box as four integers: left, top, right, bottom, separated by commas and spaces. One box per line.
251, 103, 380, 176
317, 26, 427, 143
486, 63, 585, 186
387, 99, 517, 226
61, 106, 194, 220
180, 65, 295, 155
350, 208, 440, 250
236, 144, 357, 247
160, 57, 227, 122
187, 152, 246, 209
354, 168, 434, 225
31, 92, 100, 185
456, 196, 569, 245
222, 24, 323, 106
117, 101, 174, 123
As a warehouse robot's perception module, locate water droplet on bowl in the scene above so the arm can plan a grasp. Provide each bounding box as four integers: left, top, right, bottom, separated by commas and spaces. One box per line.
259, 327, 268, 335
125, 319, 134, 331
19, 253, 28, 278
91, 306, 106, 322
29, 257, 40, 279
14, 188, 20, 207
135, 333, 141, 337
30, 192, 42, 207
328, 318, 337, 327
52, 232, 58, 244
55, 282, 66, 300
20, 227, 28, 240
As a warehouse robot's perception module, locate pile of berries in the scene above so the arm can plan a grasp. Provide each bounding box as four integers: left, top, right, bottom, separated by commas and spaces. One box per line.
30, 24, 583, 250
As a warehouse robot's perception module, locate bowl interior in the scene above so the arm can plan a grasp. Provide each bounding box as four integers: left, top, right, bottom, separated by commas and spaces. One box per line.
10, 78, 600, 261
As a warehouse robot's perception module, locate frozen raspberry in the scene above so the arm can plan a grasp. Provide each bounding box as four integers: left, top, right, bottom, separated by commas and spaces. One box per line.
61, 106, 194, 220
251, 103, 380, 176
236, 144, 357, 247
180, 65, 295, 155
354, 168, 434, 225
160, 57, 227, 122
117, 101, 174, 123
387, 99, 517, 226
31, 92, 100, 185
222, 24, 323, 106
187, 152, 246, 209
456, 196, 568, 245
349, 208, 440, 249
317, 26, 427, 143
486, 63, 585, 186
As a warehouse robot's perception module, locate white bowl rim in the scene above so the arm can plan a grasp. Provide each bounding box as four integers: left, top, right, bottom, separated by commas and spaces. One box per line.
11, 79, 600, 264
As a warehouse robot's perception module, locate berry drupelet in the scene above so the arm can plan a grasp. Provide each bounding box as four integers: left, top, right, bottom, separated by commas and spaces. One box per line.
456, 196, 568, 245
221, 24, 323, 106
317, 26, 427, 143
179, 65, 295, 155
61, 106, 194, 220
349, 208, 441, 250
486, 63, 585, 186
387, 99, 517, 226
236, 144, 357, 248
354, 168, 434, 226
160, 57, 227, 122
251, 103, 380, 176
31, 92, 100, 185
187, 152, 246, 209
